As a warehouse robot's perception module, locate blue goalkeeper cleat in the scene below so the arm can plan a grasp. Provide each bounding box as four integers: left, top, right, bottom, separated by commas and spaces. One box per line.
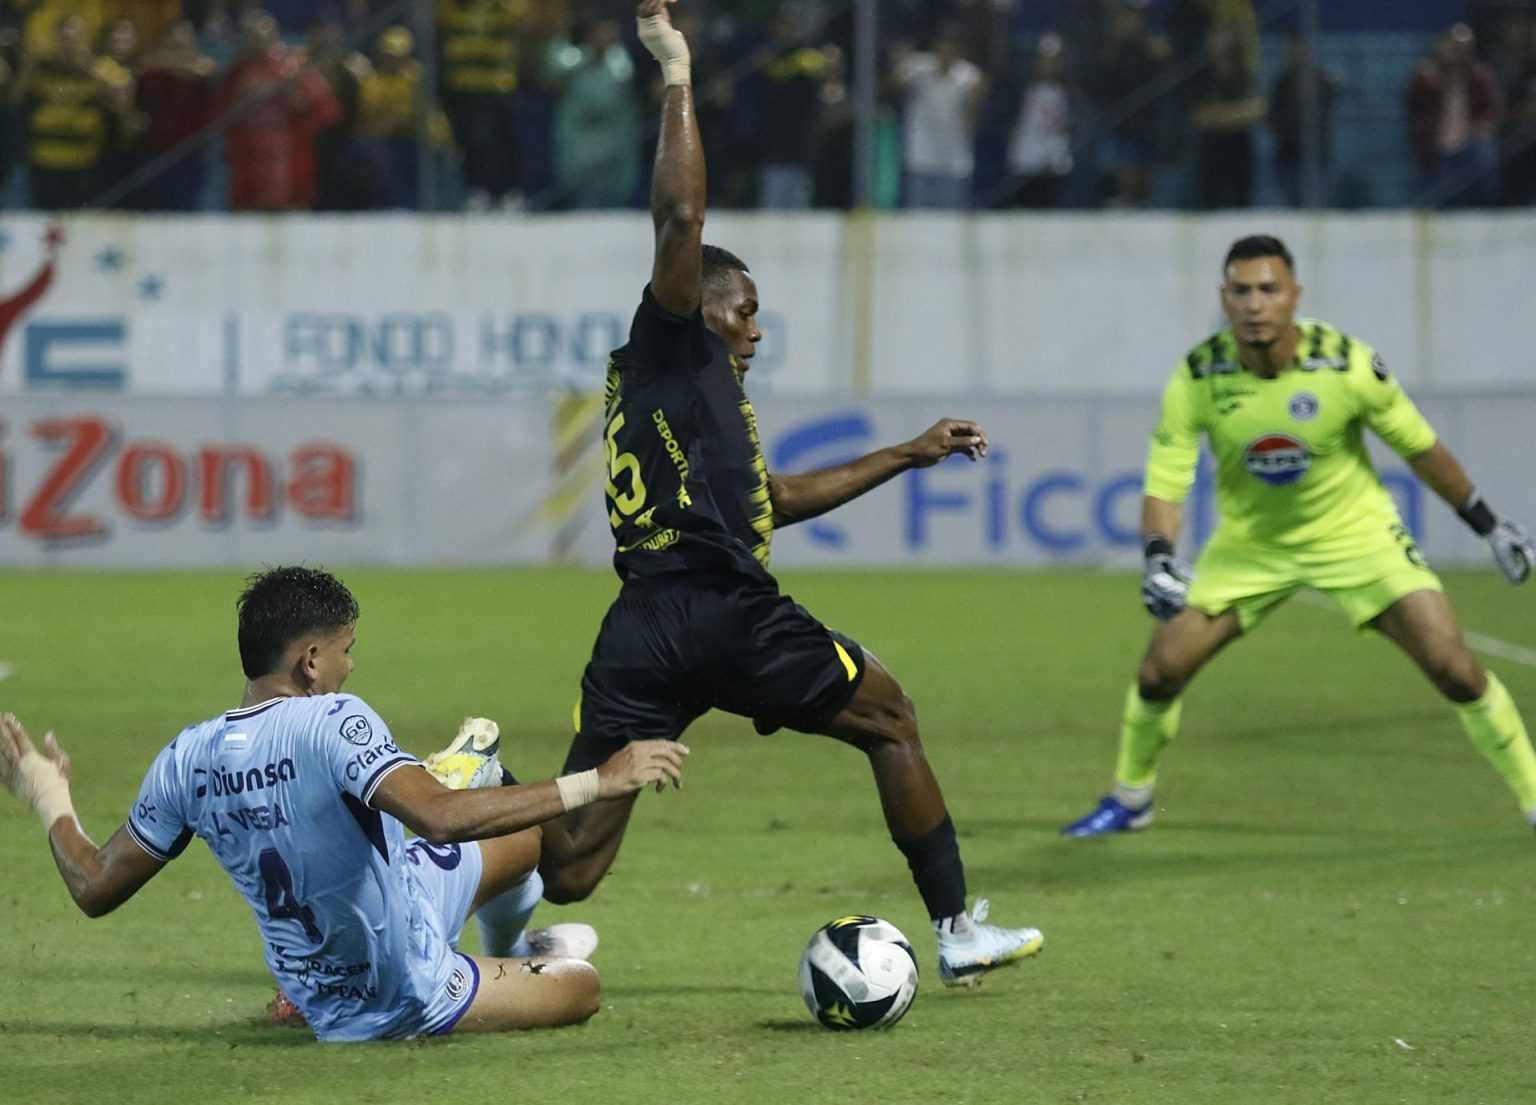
424, 717, 503, 790
936, 899, 1044, 988
1060, 795, 1153, 837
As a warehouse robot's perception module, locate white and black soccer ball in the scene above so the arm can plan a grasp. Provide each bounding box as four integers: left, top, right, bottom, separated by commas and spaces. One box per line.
798, 915, 919, 1030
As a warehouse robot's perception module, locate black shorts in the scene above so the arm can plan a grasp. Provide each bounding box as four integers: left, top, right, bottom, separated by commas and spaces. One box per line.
562, 573, 867, 772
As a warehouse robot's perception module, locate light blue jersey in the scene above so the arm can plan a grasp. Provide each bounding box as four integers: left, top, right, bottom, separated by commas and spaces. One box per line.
128, 694, 479, 1041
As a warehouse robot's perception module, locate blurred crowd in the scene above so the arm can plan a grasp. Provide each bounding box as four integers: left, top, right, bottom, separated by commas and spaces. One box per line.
0, 0, 1531, 212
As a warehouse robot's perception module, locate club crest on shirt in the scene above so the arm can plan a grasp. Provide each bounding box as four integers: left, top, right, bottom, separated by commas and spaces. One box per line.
1288, 392, 1319, 421
339, 715, 373, 745
1243, 433, 1311, 486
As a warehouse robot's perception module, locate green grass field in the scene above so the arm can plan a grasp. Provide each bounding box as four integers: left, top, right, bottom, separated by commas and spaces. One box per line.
2, 568, 1534, 1105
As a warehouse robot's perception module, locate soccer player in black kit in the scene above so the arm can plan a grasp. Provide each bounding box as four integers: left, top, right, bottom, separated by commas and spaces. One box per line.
535, 0, 1042, 986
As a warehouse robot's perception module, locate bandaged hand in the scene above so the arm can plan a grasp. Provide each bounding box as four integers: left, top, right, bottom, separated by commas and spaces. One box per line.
1141, 537, 1193, 620
637, 0, 690, 86
0, 713, 75, 830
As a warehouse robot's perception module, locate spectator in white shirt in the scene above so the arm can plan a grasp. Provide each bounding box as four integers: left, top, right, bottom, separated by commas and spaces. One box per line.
1001, 33, 1073, 208
891, 25, 985, 209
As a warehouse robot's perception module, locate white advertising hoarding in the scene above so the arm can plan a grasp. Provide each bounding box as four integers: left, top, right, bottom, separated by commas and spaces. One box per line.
2, 212, 1535, 400
1, 393, 1527, 570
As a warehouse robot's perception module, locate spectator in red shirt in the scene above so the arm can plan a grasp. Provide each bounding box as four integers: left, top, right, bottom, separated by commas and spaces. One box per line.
217, 10, 341, 211
135, 20, 214, 210
1407, 22, 1504, 208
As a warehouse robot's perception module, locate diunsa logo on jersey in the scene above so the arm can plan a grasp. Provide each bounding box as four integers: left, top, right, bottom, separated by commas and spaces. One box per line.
1243, 433, 1311, 486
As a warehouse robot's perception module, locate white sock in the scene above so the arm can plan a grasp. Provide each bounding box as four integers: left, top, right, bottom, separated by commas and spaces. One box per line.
1113, 783, 1155, 810
933, 911, 973, 940
475, 869, 544, 957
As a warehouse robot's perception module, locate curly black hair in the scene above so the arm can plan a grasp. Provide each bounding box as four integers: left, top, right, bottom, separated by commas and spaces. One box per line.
236, 566, 359, 679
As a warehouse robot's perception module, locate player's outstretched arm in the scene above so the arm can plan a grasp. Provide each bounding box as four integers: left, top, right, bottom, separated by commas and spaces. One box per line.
0, 713, 166, 917
639, 0, 703, 317
1409, 442, 1536, 583
372, 739, 689, 845
770, 418, 987, 527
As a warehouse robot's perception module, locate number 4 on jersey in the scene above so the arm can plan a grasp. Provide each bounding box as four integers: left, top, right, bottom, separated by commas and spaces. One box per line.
258, 847, 323, 943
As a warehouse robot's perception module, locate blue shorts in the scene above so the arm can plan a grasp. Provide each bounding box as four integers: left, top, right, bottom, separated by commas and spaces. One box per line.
404, 839, 484, 1037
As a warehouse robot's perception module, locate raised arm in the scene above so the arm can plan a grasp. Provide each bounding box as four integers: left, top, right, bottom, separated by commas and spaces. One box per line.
639, 0, 704, 317
370, 738, 689, 845
770, 418, 987, 527
0, 714, 166, 917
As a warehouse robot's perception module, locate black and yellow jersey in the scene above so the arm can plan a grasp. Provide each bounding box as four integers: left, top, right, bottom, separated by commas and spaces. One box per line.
601, 285, 775, 584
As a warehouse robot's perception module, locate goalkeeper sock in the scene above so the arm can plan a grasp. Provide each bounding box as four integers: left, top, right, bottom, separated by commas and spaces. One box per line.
1454, 672, 1536, 811
1113, 684, 1183, 796
476, 868, 545, 958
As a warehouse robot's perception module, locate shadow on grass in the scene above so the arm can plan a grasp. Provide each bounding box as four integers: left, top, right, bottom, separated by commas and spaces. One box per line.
0, 1020, 313, 1046
607, 983, 785, 998
757, 1019, 825, 1033
959, 832, 1520, 894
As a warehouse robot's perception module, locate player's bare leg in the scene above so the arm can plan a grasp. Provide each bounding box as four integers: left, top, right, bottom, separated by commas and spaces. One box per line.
821, 653, 1042, 987
1063, 606, 1243, 836
822, 654, 947, 840
1367, 589, 1484, 701
1137, 605, 1245, 701
538, 790, 641, 904
1370, 589, 1536, 827
473, 827, 544, 912
450, 954, 600, 1032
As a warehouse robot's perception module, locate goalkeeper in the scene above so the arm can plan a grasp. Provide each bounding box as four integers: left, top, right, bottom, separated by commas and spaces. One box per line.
1063, 235, 1536, 838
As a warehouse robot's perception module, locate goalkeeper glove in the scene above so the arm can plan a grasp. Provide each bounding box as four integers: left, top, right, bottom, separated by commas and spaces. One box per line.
1141, 535, 1193, 619
1459, 492, 1535, 584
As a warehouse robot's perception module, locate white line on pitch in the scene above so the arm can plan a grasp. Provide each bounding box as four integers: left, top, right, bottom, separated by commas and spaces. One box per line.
1461, 631, 1536, 668
1293, 590, 1536, 668
0, 663, 11, 681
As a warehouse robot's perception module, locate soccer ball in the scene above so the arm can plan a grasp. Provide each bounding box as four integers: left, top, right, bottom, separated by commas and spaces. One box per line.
798, 915, 919, 1030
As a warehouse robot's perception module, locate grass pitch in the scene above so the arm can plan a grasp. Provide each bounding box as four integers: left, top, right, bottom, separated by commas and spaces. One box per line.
2, 567, 1534, 1105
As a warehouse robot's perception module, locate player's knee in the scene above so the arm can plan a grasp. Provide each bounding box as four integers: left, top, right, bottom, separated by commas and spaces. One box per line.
866, 689, 920, 747
1425, 653, 1484, 703
537, 859, 601, 905
564, 964, 602, 1026
1136, 658, 1186, 701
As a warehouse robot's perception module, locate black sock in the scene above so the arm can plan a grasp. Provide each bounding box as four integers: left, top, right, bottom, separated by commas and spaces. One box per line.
894, 815, 966, 922
499, 765, 521, 787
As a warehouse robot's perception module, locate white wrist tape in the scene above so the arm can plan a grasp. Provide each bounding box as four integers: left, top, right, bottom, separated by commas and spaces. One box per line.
555, 769, 600, 812
658, 56, 691, 86
16, 750, 75, 829
637, 14, 691, 86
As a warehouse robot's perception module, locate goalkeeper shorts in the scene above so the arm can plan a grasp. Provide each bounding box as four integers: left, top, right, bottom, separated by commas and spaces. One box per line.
1187, 521, 1443, 633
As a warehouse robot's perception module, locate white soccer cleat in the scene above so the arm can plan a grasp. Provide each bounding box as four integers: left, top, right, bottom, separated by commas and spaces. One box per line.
936, 899, 1043, 988
423, 716, 503, 790
523, 922, 599, 961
